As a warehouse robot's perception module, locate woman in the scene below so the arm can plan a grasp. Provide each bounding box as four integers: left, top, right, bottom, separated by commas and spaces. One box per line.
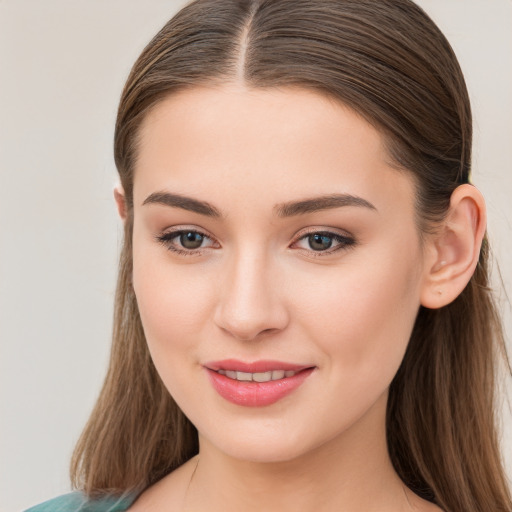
26, 0, 511, 511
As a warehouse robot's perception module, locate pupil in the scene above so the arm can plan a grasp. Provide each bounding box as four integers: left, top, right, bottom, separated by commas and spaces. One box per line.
309, 234, 333, 251
180, 232, 203, 249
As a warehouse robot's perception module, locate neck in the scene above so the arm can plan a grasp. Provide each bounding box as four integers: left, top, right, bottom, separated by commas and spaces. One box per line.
184, 392, 414, 512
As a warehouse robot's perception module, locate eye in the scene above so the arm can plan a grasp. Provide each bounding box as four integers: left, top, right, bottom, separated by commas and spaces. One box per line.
292, 230, 356, 255
179, 231, 205, 249
156, 228, 218, 255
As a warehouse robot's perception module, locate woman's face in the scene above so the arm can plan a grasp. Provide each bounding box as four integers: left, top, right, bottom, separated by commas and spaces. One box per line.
131, 84, 428, 463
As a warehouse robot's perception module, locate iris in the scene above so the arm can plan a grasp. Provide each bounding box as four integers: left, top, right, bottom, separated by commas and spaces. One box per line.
309, 233, 333, 251
181, 231, 204, 249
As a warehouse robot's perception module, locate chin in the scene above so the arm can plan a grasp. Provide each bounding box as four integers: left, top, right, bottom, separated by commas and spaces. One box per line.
198, 417, 341, 466
218, 437, 310, 464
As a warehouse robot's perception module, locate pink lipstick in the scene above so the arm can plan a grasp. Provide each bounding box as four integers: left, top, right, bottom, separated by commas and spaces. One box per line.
204, 359, 315, 407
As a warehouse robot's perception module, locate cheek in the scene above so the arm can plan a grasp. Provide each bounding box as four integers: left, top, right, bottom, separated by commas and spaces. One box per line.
131, 234, 214, 365
290, 248, 422, 387
132, 253, 217, 413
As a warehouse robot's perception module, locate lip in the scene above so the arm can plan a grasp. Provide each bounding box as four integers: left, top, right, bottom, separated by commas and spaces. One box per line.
204, 359, 312, 373
204, 359, 315, 407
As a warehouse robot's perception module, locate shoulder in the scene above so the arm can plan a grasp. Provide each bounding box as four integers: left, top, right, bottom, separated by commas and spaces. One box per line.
24, 492, 135, 512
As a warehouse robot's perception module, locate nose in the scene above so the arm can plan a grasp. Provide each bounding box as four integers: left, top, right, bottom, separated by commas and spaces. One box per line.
213, 250, 289, 341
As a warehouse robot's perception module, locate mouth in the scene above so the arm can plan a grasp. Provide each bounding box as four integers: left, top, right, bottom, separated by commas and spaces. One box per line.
216, 368, 299, 382
204, 360, 315, 407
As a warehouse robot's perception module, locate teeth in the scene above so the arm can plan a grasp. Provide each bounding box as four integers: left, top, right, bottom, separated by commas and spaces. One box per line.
253, 371, 272, 382
218, 369, 297, 382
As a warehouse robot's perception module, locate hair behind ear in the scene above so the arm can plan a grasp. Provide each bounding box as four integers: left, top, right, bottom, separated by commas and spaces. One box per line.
71, 216, 198, 496
387, 237, 511, 511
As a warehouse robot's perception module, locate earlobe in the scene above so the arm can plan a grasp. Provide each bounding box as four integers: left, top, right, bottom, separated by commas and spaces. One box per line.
420, 184, 487, 309
114, 185, 127, 222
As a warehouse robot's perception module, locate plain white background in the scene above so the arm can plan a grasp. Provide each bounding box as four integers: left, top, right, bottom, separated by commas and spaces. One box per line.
0, 1, 510, 510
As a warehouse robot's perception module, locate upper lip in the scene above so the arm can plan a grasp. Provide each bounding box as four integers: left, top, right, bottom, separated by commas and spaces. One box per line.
204, 359, 314, 373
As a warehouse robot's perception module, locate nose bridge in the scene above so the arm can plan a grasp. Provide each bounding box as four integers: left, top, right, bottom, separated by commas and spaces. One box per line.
214, 244, 288, 341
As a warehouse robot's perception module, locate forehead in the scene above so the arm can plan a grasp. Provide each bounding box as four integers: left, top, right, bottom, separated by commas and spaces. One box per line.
133, 84, 415, 216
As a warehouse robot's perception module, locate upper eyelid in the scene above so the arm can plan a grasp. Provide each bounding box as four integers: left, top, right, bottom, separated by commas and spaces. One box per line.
160, 226, 214, 239
290, 228, 356, 253
156, 227, 218, 250
292, 231, 354, 246
292, 226, 354, 241
159, 225, 352, 239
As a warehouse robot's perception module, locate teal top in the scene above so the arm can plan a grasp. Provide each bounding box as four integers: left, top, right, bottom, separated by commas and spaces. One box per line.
24, 492, 136, 512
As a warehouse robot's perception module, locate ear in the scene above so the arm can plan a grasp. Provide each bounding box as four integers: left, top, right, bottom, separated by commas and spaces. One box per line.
114, 185, 127, 222
420, 184, 486, 309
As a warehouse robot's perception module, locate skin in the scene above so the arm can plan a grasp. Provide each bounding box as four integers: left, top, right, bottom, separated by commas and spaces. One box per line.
120, 84, 485, 511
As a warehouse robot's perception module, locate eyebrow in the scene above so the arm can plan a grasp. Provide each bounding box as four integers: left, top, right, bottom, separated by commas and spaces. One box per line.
143, 191, 222, 218
274, 194, 377, 217
142, 191, 376, 218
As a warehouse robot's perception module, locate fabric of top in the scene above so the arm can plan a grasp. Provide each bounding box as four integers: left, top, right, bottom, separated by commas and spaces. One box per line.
24, 492, 135, 512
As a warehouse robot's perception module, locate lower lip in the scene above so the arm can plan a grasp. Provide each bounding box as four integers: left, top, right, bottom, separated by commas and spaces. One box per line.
205, 368, 314, 407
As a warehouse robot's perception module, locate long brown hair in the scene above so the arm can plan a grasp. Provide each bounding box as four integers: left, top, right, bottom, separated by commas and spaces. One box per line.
71, 1, 512, 510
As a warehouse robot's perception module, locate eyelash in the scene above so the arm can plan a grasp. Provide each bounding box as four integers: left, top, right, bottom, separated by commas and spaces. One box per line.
155, 228, 356, 257
155, 228, 217, 257
292, 229, 356, 257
